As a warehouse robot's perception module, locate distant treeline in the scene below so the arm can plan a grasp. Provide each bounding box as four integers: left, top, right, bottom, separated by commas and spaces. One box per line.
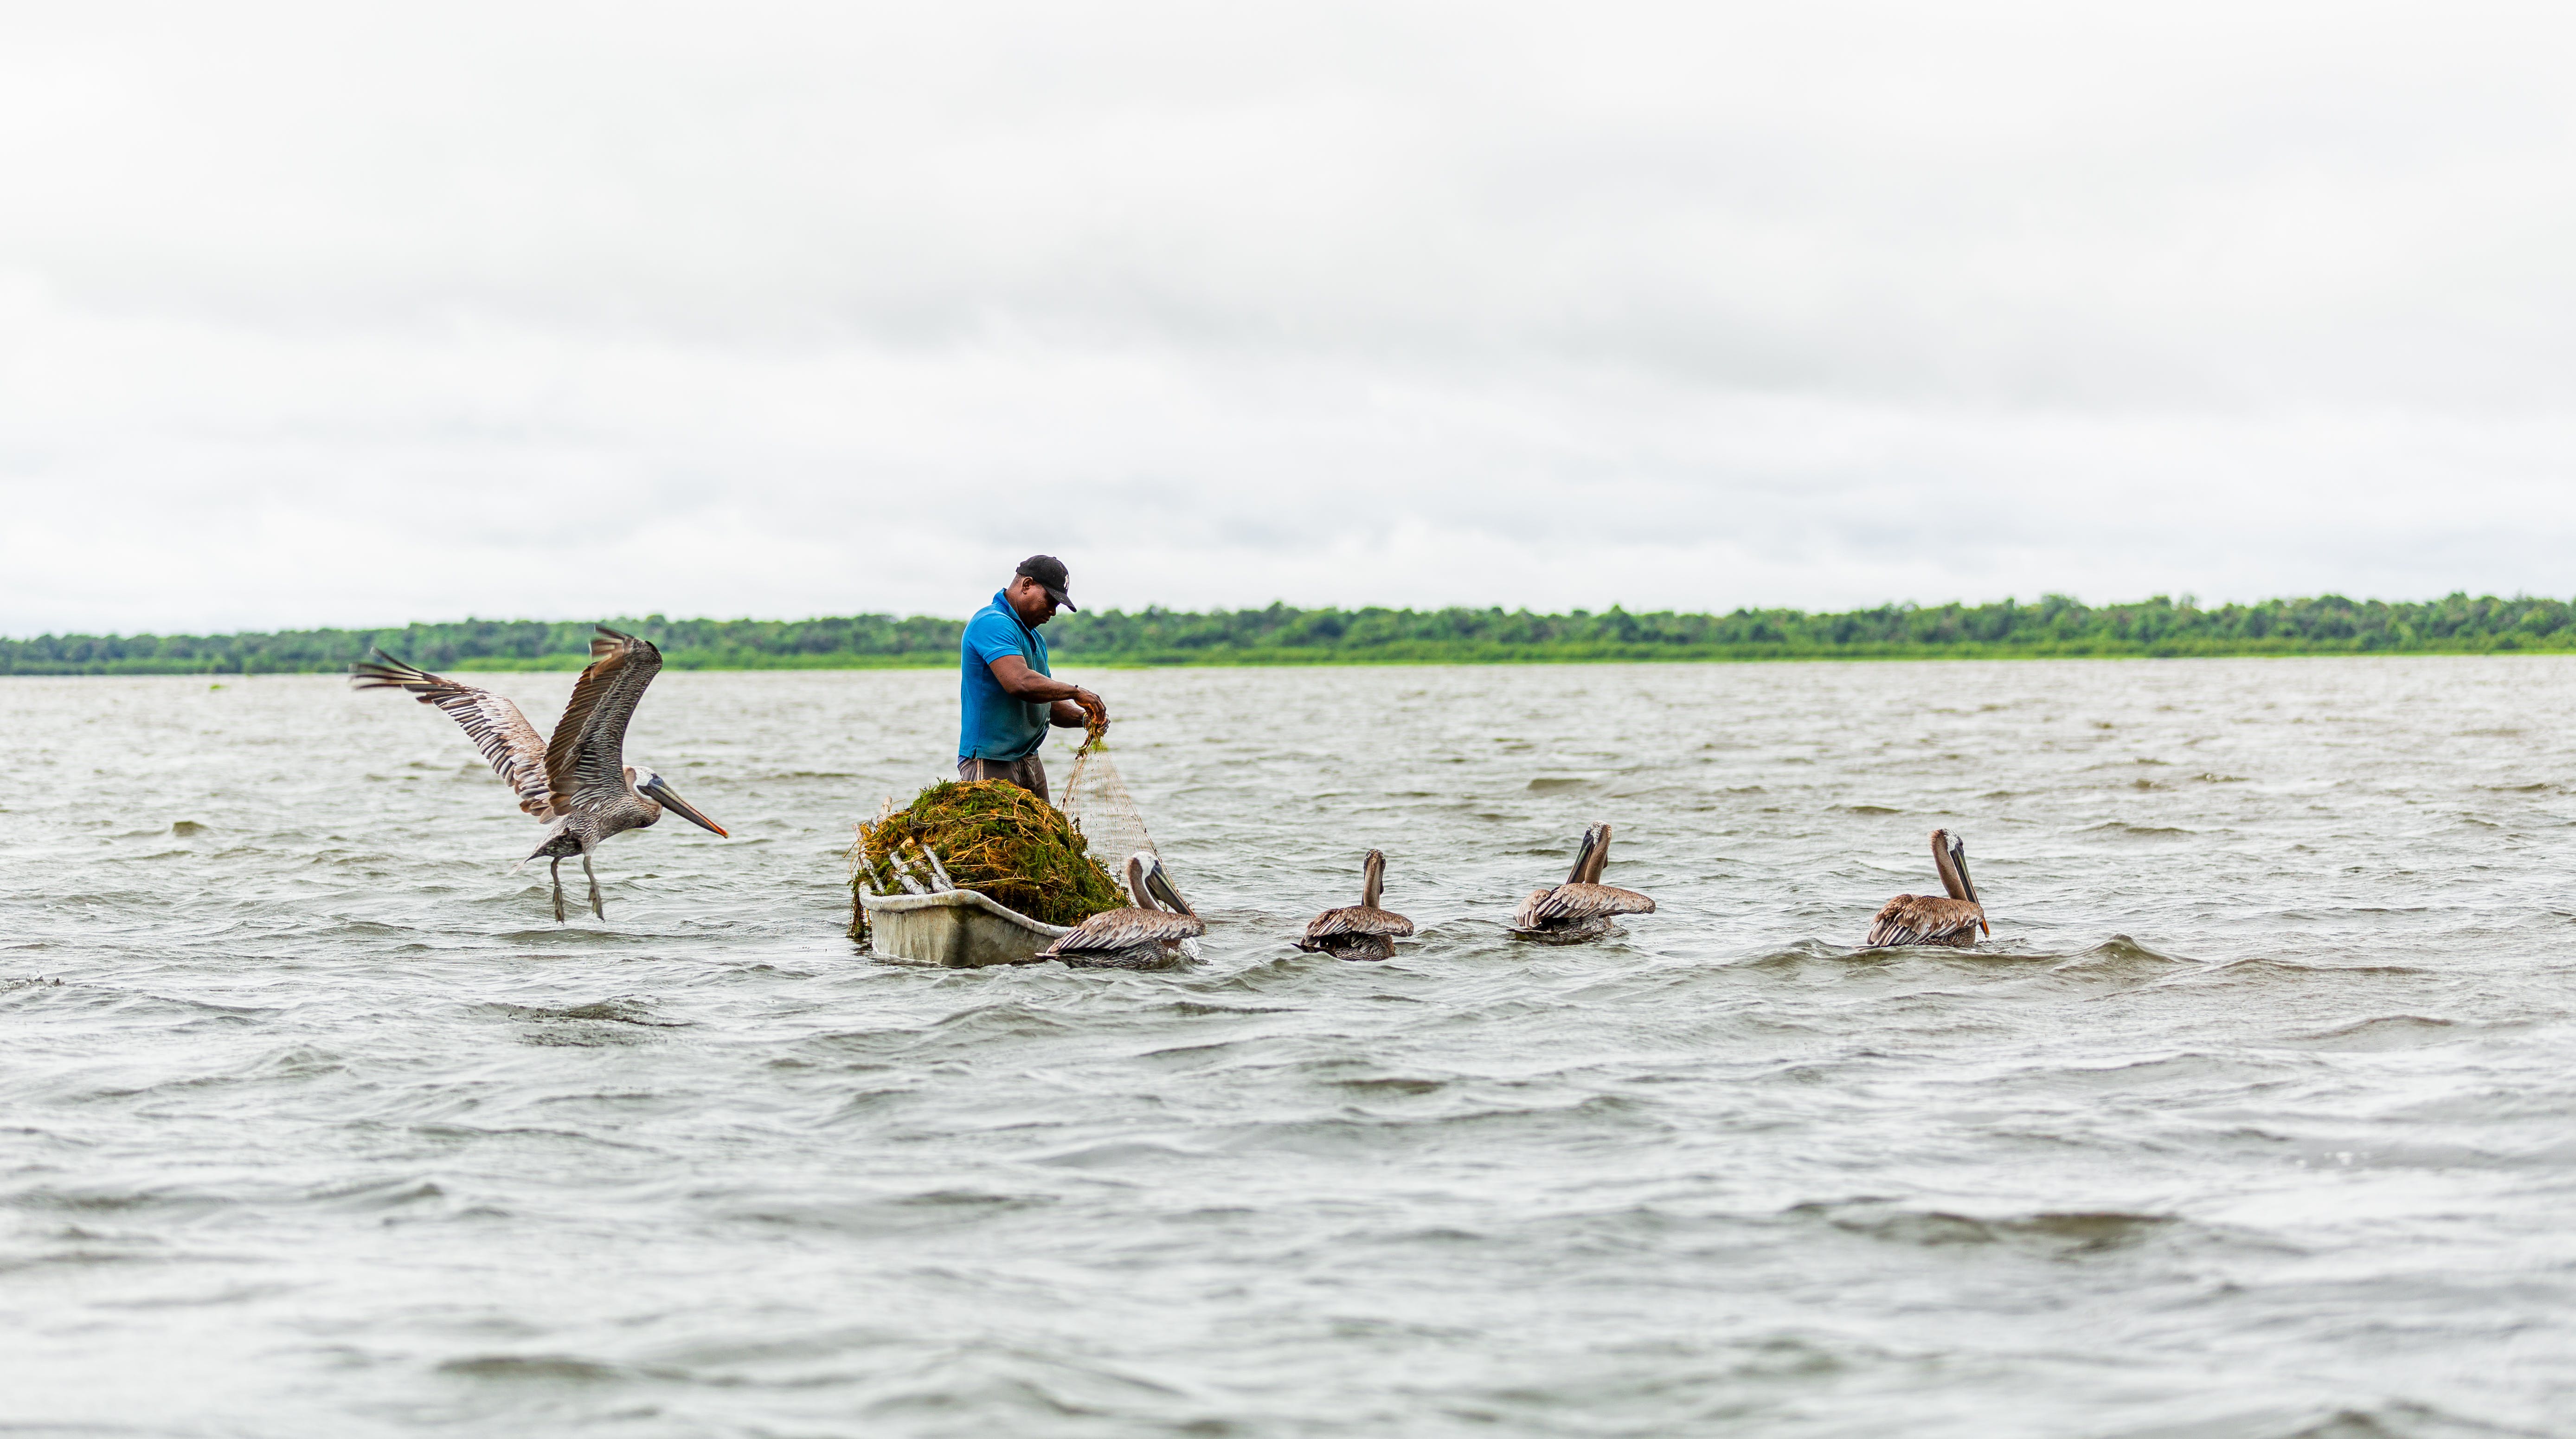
11, 594, 2576, 674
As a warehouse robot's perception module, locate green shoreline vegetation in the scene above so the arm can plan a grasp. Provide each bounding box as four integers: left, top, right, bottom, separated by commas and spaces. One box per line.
9, 594, 2576, 675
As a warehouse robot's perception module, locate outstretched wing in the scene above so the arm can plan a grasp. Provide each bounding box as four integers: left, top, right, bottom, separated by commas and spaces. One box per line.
1043, 906, 1208, 955
1305, 904, 1414, 941
544, 627, 665, 810
1523, 882, 1656, 925
350, 652, 556, 816
1865, 895, 1985, 947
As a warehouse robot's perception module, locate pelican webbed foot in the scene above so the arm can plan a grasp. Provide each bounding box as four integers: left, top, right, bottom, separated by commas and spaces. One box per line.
549, 857, 568, 923
583, 851, 604, 919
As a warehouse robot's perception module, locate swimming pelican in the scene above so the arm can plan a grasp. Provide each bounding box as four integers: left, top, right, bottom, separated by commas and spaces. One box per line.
1511, 822, 1656, 941
1298, 848, 1414, 961
1040, 852, 1206, 968
1864, 829, 1989, 948
350, 626, 726, 922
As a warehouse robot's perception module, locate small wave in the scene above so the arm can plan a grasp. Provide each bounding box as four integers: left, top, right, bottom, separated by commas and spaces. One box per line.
308, 1178, 445, 1211
437, 1354, 626, 1383
1162, 998, 1303, 1016
1787, 1199, 2178, 1255
1741, 938, 1873, 969
2054, 935, 2197, 972
1843, 804, 1902, 816
494, 926, 630, 944
0, 1249, 166, 1276
919, 1004, 1084, 1042
2188, 956, 2432, 981
2080, 821, 2198, 839
477, 1000, 685, 1027
4, 1187, 216, 1218
1031, 1140, 1200, 1169
247, 1045, 346, 1079
733, 1189, 1059, 1233
1325, 1075, 1448, 1097
2279, 1014, 2461, 1051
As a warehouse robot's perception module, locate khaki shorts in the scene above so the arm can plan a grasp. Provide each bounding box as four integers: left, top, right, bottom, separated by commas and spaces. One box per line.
957, 752, 1049, 803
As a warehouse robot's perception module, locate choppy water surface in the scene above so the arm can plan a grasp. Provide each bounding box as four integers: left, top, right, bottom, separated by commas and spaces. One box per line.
6, 659, 2576, 1437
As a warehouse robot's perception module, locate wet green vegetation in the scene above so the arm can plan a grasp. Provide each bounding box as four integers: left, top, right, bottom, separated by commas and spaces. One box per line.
849, 780, 1127, 935
13, 593, 2576, 674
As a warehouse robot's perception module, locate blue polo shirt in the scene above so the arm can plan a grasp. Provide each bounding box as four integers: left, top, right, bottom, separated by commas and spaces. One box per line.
959, 591, 1053, 761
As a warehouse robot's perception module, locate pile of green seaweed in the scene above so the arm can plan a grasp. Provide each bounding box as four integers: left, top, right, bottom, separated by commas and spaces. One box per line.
848, 780, 1129, 939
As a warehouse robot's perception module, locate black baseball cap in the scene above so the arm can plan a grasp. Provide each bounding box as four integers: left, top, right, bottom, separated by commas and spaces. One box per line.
1015, 555, 1075, 611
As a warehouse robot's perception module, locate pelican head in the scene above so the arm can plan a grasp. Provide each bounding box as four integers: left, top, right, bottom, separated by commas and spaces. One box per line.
1361, 848, 1387, 909
1566, 822, 1612, 884
629, 765, 728, 837
1121, 850, 1194, 918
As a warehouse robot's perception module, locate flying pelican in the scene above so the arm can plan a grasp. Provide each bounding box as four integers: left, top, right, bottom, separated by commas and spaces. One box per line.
1040, 852, 1205, 968
1298, 848, 1414, 961
1511, 822, 1656, 941
1864, 829, 1989, 948
350, 627, 726, 922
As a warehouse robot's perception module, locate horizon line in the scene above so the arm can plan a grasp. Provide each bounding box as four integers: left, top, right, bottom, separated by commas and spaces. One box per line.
5, 588, 2565, 642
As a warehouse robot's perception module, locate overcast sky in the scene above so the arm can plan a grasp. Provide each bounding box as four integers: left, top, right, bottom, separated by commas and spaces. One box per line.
2, 1, 2571, 634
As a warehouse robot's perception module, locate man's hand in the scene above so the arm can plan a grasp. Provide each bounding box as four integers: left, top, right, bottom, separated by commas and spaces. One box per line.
1046, 690, 1106, 730
991, 654, 1105, 730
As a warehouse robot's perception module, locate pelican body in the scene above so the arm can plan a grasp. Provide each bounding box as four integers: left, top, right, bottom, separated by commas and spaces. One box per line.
1040, 852, 1205, 968
351, 626, 726, 922
1865, 829, 1989, 948
1299, 849, 1414, 961
1511, 822, 1656, 941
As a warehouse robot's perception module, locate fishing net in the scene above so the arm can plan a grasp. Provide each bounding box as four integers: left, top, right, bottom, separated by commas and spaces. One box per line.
848, 780, 1128, 938
1060, 723, 1157, 871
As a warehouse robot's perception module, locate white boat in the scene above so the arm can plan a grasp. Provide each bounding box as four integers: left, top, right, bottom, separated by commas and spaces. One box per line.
858, 887, 1072, 968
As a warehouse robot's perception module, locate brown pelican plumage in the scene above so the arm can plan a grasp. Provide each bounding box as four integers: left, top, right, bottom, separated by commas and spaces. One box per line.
350, 626, 727, 922
1040, 852, 1206, 968
1864, 829, 1988, 948
1511, 822, 1656, 941
1298, 848, 1414, 961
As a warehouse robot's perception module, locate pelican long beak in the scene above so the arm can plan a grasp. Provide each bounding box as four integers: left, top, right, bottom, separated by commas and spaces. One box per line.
1567, 823, 1611, 885
640, 774, 728, 837
1563, 830, 1594, 886
1142, 856, 1194, 918
1947, 839, 1988, 932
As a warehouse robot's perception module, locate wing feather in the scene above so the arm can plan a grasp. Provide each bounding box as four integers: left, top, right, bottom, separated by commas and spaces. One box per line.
1043, 906, 1208, 954
351, 652, 555, 816
1528, 882, 1656, 923
544, 627, 665, 810
1304, 904, 1414, 941
1865, 895, 1986, 946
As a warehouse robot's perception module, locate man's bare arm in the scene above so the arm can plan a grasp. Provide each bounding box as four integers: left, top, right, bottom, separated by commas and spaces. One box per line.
989, 655, 1106, 728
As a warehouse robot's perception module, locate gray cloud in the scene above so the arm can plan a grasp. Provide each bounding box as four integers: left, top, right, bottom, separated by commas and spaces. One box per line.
2, 1, 2572, 634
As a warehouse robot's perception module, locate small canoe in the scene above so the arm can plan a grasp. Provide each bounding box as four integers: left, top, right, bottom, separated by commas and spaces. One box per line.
861, 888, 1072, 968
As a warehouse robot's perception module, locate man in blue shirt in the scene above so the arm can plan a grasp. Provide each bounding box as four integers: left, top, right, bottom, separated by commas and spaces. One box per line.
957, 555, 1105, 803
